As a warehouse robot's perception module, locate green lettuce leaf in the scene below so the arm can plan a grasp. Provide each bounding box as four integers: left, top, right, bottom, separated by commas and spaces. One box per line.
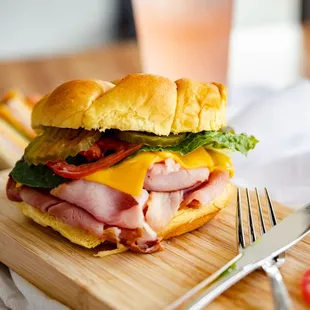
134, 131, 258, 157
10, 158, 69, 188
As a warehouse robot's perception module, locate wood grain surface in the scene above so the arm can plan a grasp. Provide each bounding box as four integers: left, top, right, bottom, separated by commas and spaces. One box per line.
0, 41, 140, 96
0, 170, 309, 309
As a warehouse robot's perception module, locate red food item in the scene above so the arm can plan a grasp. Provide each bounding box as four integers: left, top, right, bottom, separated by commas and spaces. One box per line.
47, 138, 142, 179
302, 269, 310, 304
6, 177, 22, 202
80, 143, 102, 161
96, 137, 126, 150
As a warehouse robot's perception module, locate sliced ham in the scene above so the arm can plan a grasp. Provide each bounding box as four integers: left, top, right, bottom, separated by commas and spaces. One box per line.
144, 159, 210, 192
19, 186, 105, 237
51, 180, 149, 229
145, 191, 183, 232
182, 170, 229, 208
122, 223, 162, 253
48, 203, 105, 237
6, 162, 229, 254
16, 185, 159, 251
7, 178, 159, 252
6, 177, 22, 202
20, 186, 62, 212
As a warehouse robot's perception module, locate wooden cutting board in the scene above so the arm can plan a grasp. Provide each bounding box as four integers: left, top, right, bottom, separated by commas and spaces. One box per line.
0, 170, 309, 310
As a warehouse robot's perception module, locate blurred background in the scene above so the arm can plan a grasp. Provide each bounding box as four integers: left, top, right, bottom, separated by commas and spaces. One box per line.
0, 0, 309, 92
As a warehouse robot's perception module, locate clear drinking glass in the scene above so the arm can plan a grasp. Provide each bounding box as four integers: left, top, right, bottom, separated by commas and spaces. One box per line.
132, 0, 233, 83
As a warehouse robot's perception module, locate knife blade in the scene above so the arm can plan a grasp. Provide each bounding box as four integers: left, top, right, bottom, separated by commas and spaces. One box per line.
167, 202, 310, 310
237, 201, 310, 267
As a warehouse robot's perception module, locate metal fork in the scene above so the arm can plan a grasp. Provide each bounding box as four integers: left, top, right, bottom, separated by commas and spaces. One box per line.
237, 188, 292, 310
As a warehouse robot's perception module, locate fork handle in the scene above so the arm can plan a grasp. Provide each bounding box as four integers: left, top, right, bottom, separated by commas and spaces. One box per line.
262, 261, 292, 310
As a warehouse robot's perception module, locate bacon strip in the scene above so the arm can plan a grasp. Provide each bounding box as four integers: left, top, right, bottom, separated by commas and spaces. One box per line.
47, 138, 142, 179
79, 143, 102, 161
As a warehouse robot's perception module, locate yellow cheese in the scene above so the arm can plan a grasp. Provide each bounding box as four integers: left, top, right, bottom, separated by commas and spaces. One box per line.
84, 152, 159, 197
152, 147, 213, 170
84, 147, 234, 196
208, 149, 234, 178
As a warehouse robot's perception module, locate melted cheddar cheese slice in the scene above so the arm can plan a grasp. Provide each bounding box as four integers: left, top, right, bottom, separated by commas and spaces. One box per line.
84, 147, 233, 196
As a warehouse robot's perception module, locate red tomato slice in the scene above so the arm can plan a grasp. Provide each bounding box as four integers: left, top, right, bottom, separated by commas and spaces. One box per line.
302, 269, 310, 304
47, 139, 141, 179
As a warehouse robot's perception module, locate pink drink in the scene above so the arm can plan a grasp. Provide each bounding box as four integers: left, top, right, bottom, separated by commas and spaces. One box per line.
133, 0, 233, 83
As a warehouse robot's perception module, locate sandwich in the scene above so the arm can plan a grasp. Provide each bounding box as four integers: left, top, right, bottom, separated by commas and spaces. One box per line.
0, 90, 38, 169
6, 74, 258, 254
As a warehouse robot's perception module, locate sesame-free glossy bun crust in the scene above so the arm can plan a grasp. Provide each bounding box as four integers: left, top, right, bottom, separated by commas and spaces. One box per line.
32, 74, 227, 135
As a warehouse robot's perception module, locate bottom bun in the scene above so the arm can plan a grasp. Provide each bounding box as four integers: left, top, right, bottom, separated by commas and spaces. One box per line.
17, 182, 234, 250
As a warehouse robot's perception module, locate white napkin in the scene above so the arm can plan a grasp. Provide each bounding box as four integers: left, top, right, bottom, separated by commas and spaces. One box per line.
229, 79, 310, 208
1, 81, 310, 309
0, 264, 68, 310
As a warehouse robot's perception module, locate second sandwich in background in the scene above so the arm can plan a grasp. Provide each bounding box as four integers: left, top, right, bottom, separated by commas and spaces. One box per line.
0, 90, 38, 169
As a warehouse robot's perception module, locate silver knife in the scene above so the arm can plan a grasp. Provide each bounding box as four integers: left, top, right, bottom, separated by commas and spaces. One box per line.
167, 202, 310, 310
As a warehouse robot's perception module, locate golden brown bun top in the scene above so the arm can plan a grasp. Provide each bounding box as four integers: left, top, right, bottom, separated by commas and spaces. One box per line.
32, 74, 227, 135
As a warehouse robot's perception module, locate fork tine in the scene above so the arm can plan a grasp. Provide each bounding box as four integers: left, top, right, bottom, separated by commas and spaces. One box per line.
246, 188, 256, 243
255, 188, 266, 234
237, 188, 246, 250
264, 188, 285, 266
265, 187, 278, 226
